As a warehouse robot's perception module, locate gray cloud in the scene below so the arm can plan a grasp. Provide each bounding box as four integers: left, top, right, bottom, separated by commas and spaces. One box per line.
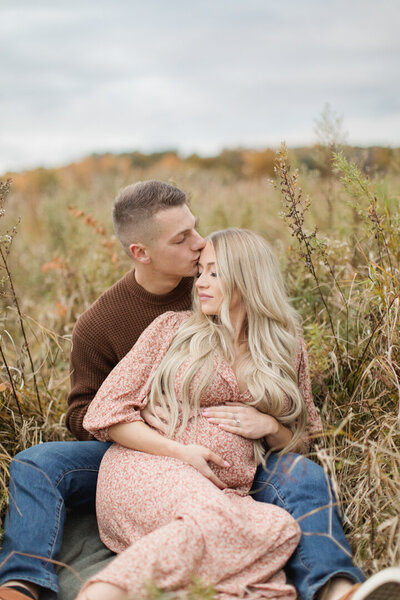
0, 0, 399, 171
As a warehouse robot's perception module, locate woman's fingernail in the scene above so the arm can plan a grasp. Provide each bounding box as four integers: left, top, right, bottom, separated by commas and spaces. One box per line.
224, 461, 231, 467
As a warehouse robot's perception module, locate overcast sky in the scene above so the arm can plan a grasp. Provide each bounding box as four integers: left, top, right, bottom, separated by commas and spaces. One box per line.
1, 0, 399, 173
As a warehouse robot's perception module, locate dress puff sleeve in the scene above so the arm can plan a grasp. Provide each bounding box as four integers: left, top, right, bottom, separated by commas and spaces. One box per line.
83, 311, 191, 441
295, 338, 323, 453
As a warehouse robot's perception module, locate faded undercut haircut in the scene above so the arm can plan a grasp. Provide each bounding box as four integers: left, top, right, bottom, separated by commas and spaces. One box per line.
113, 180, 187, 254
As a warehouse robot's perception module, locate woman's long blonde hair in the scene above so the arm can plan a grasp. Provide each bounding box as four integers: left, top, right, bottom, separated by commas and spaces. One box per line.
148, 228, 307, 462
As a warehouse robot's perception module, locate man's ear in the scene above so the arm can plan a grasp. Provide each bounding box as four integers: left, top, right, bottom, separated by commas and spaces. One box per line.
129, 243, 151, 264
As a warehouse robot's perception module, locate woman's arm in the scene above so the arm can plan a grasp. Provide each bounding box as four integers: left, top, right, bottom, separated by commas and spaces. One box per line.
109, 420, 230, 489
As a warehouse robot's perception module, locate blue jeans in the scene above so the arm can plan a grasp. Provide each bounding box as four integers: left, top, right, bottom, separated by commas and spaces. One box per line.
0, 442, 364, 600
251, 453, 364, 599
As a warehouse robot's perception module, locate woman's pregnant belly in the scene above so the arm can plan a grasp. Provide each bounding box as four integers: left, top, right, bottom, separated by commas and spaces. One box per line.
174, 415, 256, 492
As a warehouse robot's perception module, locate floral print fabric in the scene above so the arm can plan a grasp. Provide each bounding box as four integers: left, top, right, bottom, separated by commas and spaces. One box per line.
83, 311, 322, 599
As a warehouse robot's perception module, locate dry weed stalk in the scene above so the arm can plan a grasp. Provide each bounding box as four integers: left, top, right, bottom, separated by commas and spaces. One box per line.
1, 180, 71, 518
0, 180, 43, 417
275, 144, 400, 572
274, 144, 345, 367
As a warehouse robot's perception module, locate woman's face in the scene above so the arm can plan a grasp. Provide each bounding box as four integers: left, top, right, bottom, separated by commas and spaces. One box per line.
195, 242, 223, 315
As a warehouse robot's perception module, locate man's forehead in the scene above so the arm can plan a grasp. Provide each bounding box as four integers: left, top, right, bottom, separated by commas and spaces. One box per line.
155, 205, 196, 236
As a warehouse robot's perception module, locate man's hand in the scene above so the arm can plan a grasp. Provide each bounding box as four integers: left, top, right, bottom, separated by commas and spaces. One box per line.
141, 401, 198, 433
202, 402, 279, 440
176, 443, 230, 489
141, 402, 169, 433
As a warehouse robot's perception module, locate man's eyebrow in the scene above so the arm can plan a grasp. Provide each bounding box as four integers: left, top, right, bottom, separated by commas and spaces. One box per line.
171, 219, 199, 238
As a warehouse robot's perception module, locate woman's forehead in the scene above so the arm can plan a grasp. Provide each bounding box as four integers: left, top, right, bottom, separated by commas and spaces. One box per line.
199, 241, 215, 265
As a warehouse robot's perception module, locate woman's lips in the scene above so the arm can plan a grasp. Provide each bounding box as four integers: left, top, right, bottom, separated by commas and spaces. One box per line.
198, 294, 212, 300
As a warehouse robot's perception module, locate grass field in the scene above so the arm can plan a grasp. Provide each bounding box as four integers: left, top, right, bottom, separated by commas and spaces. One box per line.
1, 144, 399, 583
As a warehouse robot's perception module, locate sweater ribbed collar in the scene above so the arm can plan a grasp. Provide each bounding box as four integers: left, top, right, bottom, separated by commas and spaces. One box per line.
125, 269, 194, 306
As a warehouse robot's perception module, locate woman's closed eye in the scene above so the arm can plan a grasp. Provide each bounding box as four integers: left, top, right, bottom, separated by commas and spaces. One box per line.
196, 271, 217, 278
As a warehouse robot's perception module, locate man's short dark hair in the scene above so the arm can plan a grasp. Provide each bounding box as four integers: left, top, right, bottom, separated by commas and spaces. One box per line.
113, 180, 187, 253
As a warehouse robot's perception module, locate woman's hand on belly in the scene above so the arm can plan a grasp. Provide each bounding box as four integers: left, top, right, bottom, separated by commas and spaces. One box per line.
175, 443, 231, 489
202, 402, 279, 440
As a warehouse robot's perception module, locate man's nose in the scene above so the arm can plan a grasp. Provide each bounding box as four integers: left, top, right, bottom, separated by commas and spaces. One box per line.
192, 232, 206, 250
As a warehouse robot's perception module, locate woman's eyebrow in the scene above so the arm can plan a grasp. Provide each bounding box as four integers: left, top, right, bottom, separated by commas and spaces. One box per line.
198, 261, 216, 267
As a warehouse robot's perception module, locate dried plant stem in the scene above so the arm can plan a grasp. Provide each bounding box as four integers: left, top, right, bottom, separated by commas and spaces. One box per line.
275, 145, 343, 368
0, 246, 43, 417
347, 293, 400, 395
366, 435, 376, 553
0, 340, 23, 421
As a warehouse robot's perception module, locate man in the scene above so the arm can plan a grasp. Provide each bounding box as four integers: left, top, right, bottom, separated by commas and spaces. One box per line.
0, 181, 397, 600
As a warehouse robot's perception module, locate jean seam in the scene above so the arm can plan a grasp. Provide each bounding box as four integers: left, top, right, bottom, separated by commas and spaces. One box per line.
254, 479, 314, 576
45, 497, 64, 572
54, 467, 100, 489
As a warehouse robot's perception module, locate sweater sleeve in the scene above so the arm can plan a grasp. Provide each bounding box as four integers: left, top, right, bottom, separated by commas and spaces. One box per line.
66, 314, 119, 440
296, 338, 323, 453
83, 312, 188, 441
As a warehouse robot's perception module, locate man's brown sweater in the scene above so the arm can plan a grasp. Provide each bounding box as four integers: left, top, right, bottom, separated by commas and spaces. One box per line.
66, 269, 193, 440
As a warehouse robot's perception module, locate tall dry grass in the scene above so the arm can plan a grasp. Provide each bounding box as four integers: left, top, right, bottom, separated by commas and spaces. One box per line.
275, 145, 400, 572
0, 148, 399, 575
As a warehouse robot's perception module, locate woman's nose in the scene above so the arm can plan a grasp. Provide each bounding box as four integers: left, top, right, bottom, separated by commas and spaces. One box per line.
195, 273, 207, 287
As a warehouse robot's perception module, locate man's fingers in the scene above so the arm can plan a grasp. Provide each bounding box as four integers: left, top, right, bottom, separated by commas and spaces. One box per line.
143, 413, 158, 426
141, 410, 168, 433
153, 405, 169, 421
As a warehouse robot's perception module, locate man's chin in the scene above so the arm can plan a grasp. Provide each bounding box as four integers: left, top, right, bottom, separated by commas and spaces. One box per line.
183, 265, 198, 277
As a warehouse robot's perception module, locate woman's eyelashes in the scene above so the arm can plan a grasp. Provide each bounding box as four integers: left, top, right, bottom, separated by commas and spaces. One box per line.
196, 271, 217, 278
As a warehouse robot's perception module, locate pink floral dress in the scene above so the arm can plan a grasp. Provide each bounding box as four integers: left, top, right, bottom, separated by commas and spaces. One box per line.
83, 311, 322, 599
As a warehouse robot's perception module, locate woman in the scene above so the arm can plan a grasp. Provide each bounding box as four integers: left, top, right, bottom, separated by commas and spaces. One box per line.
77, 228, 322, 600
